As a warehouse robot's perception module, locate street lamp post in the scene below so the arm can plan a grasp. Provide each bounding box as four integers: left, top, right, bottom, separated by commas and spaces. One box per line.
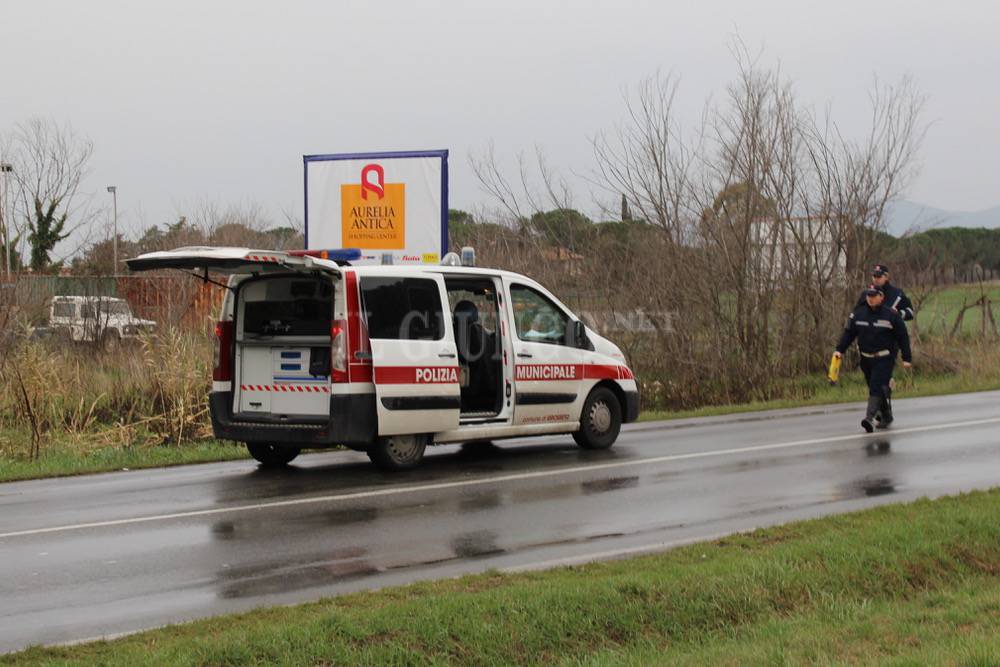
1, 162, 13, 275
107, 185, 117, 277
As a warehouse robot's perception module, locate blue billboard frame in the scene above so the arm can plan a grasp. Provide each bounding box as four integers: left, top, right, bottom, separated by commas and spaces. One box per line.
303, 149, 449, 255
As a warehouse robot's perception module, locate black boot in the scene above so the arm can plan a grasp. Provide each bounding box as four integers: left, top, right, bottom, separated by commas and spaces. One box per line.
861, 396, 881, 433
876, 388, 893, 429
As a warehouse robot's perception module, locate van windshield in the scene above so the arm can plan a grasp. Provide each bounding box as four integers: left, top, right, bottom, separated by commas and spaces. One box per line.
241, 276, 332, 337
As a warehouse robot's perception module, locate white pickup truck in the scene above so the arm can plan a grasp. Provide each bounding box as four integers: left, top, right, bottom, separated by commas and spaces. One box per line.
32, 295, 156, 347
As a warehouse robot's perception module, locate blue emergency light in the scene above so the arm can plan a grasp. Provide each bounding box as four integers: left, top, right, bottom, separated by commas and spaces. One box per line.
289, 248, 362, 262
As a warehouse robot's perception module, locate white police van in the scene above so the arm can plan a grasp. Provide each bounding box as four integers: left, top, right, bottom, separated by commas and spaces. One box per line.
126, 247, 640, 470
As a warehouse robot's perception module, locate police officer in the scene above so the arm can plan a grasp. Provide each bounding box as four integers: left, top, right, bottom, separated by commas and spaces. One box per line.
835, 285, 913, 432
855, 264, 914, 321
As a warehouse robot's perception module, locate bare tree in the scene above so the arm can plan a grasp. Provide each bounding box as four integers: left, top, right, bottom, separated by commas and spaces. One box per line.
467, 45, 925, 408
592, 72, 698, 246
589, 47, 926, 404
4, 118, 98, 272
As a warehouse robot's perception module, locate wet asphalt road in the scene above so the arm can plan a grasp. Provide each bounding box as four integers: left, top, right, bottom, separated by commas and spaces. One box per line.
1, 390, 999, 653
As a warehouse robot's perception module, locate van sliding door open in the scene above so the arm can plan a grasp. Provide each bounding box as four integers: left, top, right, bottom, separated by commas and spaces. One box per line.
362, 273, 461, 436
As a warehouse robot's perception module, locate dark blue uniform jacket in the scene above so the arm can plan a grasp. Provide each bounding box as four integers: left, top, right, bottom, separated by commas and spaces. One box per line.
855, 282, 914, 321
836, 304, 912, 362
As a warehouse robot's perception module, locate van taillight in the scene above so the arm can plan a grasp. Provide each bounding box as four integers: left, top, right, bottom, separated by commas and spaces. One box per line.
213, 321, 234, 382
330, 320, 347, 383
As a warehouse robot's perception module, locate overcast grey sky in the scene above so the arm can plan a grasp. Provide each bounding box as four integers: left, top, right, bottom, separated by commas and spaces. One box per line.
2, 0, 997, 250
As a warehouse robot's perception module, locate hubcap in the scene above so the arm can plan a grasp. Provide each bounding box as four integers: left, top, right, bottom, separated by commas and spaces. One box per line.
388, 435, 423, 462
590, 400, 612, 433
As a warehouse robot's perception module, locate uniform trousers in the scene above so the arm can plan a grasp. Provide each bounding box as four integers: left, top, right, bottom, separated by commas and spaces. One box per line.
860, 355, 894, 414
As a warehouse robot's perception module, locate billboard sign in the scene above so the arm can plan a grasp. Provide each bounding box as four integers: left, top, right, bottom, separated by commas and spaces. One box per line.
304, 150, 448, 265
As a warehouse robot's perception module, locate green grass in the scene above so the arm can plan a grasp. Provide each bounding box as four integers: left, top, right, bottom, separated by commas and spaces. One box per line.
5, 489, 998, 665
577, 578, 1000, 666
639, 368, 1000, 422
0, 435, 248, 483
916, 283, 1000, 338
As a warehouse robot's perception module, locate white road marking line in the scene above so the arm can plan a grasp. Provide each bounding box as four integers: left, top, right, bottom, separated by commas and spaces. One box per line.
2, 416, 1000, 540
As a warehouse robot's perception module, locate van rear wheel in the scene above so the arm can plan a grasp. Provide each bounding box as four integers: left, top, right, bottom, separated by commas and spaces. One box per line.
246, 443, 301, 467
367, 434, 427, 471
573, 387, 622, 450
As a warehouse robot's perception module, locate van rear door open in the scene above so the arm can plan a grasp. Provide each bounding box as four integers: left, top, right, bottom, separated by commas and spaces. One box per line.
234, 274, 334, 420
360, 272, 461, 436
126, 247, 343, 422
125, 247, 342, 278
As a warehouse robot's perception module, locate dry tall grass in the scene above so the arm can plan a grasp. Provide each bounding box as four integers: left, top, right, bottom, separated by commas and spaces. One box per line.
0, 328, 213, 459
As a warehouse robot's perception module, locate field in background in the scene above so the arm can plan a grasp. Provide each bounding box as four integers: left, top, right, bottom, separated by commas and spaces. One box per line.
914, 282, 1000, 338
5, 489, 997, 665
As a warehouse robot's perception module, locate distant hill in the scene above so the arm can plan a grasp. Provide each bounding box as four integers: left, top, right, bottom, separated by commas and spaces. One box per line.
884, 200, 1000, 237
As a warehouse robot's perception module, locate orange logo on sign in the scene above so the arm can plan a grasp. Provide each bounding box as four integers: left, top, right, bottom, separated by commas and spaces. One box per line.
341, 163, 405, 249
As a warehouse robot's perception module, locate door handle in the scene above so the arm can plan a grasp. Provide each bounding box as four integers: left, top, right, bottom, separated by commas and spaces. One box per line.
438, 352, 457, 358
516, 352, 533, 358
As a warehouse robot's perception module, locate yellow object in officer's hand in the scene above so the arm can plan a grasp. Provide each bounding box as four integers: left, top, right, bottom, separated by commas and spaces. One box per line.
827, 353, 842, 385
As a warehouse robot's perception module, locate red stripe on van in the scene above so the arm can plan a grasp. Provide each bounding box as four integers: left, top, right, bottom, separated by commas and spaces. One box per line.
374, 366, 459, 384
511, 364, 634, 382
583, 364, 634, 380
349, 363, 374, 382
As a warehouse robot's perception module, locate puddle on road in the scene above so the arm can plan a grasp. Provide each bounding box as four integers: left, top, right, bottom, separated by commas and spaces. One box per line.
581, 476, 640, 495
865, 440, 892, 457
854, 476, 896, 497
450, 530, 505, 558
324, 506, 380, 525
215, 546, 376, 599
459, 489, 505, 512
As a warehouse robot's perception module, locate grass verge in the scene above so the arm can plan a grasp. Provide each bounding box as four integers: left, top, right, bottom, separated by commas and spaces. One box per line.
0, 436, 247, 483
640, 369, 1000, 422
4, 489, 999, 665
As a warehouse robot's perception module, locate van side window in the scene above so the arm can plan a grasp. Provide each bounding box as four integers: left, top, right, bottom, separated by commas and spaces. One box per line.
361, 277, 444, 341
52, 302, 75, 318
510, 284, 569, 346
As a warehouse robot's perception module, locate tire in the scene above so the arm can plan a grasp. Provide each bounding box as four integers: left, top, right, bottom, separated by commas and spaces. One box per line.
246, 443, 301, 467
367, 434, 428, 471
573, 386, 622, 450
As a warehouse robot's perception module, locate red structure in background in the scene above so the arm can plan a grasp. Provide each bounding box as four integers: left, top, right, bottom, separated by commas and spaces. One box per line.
2, 274, 226, 331
115, 276, 227, 330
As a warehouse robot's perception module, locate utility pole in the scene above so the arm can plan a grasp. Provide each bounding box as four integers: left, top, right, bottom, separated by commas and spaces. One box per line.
107, 185, 117, 276
1, 162, 13, 275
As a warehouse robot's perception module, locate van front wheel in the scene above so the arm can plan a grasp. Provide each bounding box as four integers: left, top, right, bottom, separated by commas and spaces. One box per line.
573, 387, 622, 450
368, 434, 427, 471
246, 443, 301, 467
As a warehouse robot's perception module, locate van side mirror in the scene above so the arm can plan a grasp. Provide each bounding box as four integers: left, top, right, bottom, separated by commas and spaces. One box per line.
573, 320, 592, 349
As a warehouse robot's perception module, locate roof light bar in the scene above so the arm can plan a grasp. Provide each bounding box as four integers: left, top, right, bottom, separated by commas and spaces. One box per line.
289, 248, 362, 261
